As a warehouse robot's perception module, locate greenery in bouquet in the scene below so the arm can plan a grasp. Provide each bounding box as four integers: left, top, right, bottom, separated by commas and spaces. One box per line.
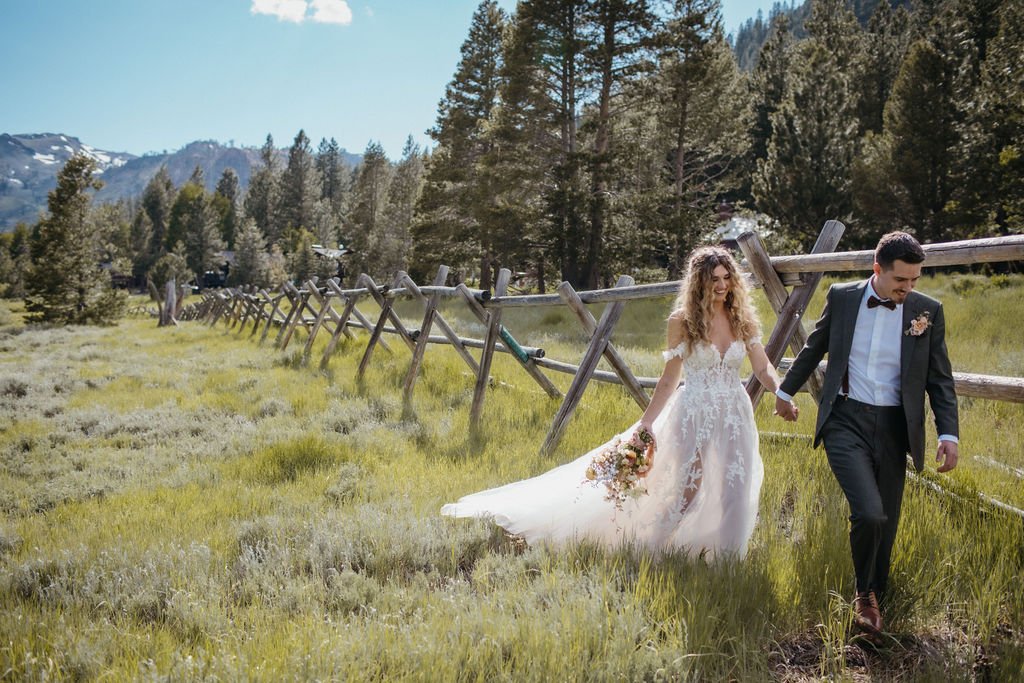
584, 427, 654, 510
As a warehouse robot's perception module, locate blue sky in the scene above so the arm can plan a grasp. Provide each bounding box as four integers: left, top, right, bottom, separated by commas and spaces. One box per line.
1, 0, 778, 160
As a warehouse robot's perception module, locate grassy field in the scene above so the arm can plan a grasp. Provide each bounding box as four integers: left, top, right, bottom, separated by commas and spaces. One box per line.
0, 273, 1022, 681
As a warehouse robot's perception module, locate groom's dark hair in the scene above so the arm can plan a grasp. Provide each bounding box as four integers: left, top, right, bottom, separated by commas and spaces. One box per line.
875, 231, 925, 269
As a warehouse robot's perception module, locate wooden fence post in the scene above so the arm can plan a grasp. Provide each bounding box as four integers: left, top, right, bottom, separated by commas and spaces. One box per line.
456, 283, 560, 399
260, 290, 286, 345
302, 279, 342, 364
557, 281, 649, 409
236, 286, 256, 332
402, 266, 450, 401
357, 277, 396, 378
279, 281, 317, 351
319, 285, 360, 370
249, 290, 271, 338
740, 220, 845, 407
540, 275, 634, 456
357, 274, 417, 351
400, 274, 479, 376
470, 269, 511, 427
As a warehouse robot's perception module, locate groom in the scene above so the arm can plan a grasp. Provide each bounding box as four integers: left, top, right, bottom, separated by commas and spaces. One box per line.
774, 231, 959, 637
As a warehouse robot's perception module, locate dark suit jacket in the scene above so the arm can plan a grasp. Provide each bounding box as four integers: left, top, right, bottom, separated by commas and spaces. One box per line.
779, 280, 959, 471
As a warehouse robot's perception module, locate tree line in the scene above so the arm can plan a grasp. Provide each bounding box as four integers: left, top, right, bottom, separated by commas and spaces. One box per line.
1, 0, 1020, 322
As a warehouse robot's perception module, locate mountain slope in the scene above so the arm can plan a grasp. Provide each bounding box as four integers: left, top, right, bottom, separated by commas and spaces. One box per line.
1, 133, 135, 227
0, 133, 361, 231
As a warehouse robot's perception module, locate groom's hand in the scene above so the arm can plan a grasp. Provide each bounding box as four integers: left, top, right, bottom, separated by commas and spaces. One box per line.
936, 440, 959, 473
774, 396, 799, 422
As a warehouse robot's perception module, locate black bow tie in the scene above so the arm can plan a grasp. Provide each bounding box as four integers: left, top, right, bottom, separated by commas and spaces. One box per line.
868, 295, 896, 311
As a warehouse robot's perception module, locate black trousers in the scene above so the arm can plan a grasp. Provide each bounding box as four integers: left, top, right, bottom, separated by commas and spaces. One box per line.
821, 396, 909, 597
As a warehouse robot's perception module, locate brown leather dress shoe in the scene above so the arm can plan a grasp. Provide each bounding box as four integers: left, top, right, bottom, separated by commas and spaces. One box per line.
853, 591, 883, 634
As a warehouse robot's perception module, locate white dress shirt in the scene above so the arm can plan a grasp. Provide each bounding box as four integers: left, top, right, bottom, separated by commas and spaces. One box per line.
847, 280, 902, 406
776, 277, 957, 443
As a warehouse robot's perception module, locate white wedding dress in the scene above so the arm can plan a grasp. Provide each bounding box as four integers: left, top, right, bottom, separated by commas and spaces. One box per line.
441, 340, 764, 559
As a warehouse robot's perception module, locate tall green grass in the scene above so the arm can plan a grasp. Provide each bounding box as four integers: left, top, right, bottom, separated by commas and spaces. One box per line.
0, 275, 1021, 680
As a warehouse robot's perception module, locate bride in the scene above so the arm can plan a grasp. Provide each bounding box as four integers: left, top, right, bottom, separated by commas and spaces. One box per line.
442, 247, 786, 559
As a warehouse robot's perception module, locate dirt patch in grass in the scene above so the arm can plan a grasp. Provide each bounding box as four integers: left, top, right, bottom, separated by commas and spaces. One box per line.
769, 624, 1022, 681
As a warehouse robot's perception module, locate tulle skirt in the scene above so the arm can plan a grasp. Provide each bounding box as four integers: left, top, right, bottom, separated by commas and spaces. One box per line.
442, 382, 763, 560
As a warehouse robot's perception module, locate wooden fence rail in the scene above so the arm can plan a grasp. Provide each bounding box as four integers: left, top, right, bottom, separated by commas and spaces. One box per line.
179, 228, 1024, 462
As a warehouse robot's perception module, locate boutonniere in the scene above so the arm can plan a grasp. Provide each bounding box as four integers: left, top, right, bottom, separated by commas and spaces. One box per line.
905, 311, 932, 336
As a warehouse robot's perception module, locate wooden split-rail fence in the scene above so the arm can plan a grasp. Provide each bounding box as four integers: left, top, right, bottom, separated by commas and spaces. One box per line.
181, 223, 1024, 461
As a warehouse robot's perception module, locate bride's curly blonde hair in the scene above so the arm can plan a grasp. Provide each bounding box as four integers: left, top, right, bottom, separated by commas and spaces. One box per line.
671, 246, 760, 350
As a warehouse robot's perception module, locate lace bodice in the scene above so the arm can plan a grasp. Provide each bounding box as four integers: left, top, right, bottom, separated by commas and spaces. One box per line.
663, 339, 747, 388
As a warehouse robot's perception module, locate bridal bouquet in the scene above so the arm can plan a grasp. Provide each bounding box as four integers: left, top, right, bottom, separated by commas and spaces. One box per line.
584, 426, 654, 510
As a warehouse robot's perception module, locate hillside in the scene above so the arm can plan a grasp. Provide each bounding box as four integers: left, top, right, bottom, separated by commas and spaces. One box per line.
731, 0, 914, 71
0, 134, 360, 231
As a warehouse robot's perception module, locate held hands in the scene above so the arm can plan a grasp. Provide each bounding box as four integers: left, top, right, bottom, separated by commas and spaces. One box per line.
936, 440, 959, 473
774, 396, 799, 422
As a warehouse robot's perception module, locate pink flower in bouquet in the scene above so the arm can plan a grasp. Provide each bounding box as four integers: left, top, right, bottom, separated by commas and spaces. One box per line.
584, 426, 655, 510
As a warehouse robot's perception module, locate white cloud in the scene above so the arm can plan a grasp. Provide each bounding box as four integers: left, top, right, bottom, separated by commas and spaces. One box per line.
251, 0, 308, 23
310, 0, 352, 25
251, 0, 352, 25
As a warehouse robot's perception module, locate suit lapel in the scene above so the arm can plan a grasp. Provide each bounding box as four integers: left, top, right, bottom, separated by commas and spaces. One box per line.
901, 292, 919, 380
838, 280, 869, 364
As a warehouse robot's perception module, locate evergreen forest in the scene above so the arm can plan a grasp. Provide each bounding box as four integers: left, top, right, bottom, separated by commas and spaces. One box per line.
1, 0, 1020, 308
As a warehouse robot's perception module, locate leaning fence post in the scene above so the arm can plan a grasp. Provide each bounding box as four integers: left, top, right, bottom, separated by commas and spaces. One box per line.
540, 275, 634, 456
320, 284, 360, 370
357, 276, 396, 378
557, 281, 649, 409
402, 275, 479, 375
739, 220, 845, 407
279, 281, 314, 351
358, 273, 417, 351
456, 284, 559, 398
260, 289, 286, 345
302, 280, 339, 364
470, 269, 511, 428
402, 265, 449, 401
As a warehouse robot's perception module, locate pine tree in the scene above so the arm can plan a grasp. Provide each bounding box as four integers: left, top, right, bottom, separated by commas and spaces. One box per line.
140, 166, 175, 268
89, 200, 133, 283
316, 137, 348, 218
578, 0, 654, 288
960, 0, 1024, 233
214, 168, 241, 248
286, 228, 320, 284
244, 134, 281, 246
188, 164, 205, 188
858, 0, 912, 135
472, 6, 554, 290
229, 219, 269, 287
148, 244, 191, 292
0, 223, 32, 298
169, 180, 225, 288
884, 39, 959, 242
25, 154, 125, 324
375, 136, 426, 279
278, 129, 322, 235
745, 11, 793, 207
414, 0, 507, 289
526, 0, 590, 287
753, 0, 864, 245
129, 208, 154, 281
346, 141, 392, 281
634, 0, 748, 277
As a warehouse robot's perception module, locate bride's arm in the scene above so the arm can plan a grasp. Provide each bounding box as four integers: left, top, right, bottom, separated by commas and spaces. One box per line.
747, 341, 782, 395
638, 314, 686, 441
